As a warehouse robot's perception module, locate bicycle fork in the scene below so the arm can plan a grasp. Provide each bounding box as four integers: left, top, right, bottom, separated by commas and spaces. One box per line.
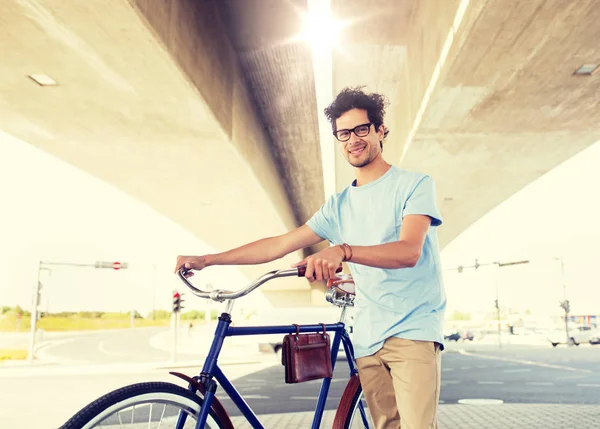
170, 313, 231, 429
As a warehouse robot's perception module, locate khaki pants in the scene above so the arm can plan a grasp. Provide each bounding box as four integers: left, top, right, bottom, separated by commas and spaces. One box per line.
356, 337, 442, 429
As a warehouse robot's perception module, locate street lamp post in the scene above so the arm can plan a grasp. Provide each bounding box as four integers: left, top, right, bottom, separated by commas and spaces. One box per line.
553, 256, 570, 345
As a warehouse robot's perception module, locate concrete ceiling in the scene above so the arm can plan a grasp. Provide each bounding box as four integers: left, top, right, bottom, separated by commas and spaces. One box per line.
2, 0, 600, 301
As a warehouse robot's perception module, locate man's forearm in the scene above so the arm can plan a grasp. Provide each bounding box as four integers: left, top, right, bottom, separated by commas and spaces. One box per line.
348, 241, 421, 269
205, 236, 287, 267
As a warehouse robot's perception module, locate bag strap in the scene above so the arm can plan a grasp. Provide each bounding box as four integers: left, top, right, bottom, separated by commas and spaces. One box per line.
293, 323, 300, 340
320, 323, 327, 339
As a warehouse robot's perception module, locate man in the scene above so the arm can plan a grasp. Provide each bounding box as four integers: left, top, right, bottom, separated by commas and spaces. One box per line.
175, 87, 445, 429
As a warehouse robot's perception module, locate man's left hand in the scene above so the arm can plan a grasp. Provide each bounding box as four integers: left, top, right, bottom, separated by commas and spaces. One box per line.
292, 245, 345, 281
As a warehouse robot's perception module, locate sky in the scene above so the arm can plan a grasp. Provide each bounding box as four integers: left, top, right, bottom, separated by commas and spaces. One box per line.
0, 130, 599, 320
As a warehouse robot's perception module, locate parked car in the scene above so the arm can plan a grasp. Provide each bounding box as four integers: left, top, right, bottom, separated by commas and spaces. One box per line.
462, 330, 475, 341
546, 325, 595, 346
588, 330, 600, 345
444, 331, 461, 342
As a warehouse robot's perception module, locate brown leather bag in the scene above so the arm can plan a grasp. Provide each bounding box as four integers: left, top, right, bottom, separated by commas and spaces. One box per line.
282, 323, 333, 384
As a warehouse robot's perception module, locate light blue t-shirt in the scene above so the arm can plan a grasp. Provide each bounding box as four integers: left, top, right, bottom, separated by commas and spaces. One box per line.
306, 166, 446, 359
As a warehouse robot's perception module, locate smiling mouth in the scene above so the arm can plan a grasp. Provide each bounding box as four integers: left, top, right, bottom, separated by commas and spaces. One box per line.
348, 145, 366, 156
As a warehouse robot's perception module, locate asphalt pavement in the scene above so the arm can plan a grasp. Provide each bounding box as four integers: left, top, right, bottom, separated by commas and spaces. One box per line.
214, 343, 600, 416
2, 328, 600, 428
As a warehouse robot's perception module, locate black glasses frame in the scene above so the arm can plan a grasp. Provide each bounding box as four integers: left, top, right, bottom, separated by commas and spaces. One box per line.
333, 122, 373, 142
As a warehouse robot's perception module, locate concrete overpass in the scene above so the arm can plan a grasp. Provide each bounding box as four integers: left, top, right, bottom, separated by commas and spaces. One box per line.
2, 0, 599, 306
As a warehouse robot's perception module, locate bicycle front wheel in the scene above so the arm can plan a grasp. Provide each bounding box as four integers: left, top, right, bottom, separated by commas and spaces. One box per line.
333, 375, 375, 429
60, 382, 229, 429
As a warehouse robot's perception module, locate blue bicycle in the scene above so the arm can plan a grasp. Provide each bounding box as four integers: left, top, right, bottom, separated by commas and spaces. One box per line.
61, 266, 374, 429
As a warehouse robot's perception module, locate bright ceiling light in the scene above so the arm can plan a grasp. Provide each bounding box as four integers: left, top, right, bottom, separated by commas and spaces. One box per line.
301, 1, 343, 51
28, 74, 57, 86
573, 64, 599, 76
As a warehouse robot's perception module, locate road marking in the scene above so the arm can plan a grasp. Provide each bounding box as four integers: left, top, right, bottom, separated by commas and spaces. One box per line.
477, 381, 504, 385
98, 341, 128, 358
503, 368, 531, 373
556, 374, 592, 380
457, 350, 594, 373
460, 366, 471, 370
526, 382, 554, 386
242, 395, 271, 399
34, 339, 82, 364
458, 398, 504, 405
441, 380, 460, 384
577, 383, 600, 387
442, 368, 454, 372
476, 365, 488, 369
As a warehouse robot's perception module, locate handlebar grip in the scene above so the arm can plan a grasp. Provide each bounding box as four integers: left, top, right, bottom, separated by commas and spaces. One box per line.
297, 265, 306, 277
297, 264, 343, 277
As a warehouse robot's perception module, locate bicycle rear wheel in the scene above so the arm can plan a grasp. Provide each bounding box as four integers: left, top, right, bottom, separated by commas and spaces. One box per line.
60, 382, 230, 429
333, 375, 375, 429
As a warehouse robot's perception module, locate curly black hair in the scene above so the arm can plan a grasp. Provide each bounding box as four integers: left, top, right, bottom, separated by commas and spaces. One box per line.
324, 86, 390, 148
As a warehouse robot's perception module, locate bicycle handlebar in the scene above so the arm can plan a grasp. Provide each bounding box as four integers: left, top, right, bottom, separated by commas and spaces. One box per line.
177, 264, 342, 302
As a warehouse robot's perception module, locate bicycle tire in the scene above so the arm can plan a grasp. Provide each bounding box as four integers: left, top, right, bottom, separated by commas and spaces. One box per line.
60, 381, 231, 429
332, 374, 374, 429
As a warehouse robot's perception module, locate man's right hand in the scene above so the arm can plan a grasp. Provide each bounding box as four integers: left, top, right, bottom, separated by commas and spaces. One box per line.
174, 255, 210, 278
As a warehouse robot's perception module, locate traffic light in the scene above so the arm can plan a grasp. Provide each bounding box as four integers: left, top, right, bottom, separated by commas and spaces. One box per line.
172, 291, 184, 313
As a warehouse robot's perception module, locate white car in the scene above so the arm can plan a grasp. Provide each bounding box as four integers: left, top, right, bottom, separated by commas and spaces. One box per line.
546, 325, 595, 346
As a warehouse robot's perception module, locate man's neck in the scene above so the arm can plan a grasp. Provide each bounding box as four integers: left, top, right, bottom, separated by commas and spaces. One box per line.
354, 156, 391, 187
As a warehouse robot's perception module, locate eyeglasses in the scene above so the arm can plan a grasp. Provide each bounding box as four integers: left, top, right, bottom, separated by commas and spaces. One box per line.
333, 122, 373, 142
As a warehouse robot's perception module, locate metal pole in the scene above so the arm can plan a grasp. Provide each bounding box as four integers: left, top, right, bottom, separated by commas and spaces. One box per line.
560, 257, 570, 345
171, 311, 178, 363
27, 262, 41, 362
495, 266, 502, 349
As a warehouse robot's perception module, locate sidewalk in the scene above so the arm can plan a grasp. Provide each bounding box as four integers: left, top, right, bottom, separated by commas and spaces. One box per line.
229, 404, 600, 428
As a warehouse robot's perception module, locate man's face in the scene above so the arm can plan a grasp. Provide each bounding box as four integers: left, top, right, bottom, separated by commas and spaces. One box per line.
335, 108, 384, 168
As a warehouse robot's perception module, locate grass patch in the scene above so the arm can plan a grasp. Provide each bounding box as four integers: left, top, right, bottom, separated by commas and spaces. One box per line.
0, 316, 170, 332
0, 349, 27, 361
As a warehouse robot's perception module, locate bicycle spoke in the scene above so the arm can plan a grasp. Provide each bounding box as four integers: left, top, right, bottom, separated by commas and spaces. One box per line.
157, 403, 166, 429
148, 403, 153, 428
118, 410, 124, 428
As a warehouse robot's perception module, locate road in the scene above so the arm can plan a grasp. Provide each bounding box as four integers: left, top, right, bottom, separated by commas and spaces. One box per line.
5, 324, 254, 364
2, 331, 600, 428
215, 343, 600, 416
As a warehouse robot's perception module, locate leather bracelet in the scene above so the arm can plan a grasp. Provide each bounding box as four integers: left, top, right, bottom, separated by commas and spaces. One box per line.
338, 243, 353, 262
343, 243, 353, 262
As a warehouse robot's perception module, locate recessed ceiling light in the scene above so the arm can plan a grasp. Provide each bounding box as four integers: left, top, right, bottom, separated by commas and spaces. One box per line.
573, 64, 599, 76
28, 74, 57, 86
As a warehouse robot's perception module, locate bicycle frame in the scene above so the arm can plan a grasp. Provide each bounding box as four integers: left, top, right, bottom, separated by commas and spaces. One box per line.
177, 311, 358, 429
